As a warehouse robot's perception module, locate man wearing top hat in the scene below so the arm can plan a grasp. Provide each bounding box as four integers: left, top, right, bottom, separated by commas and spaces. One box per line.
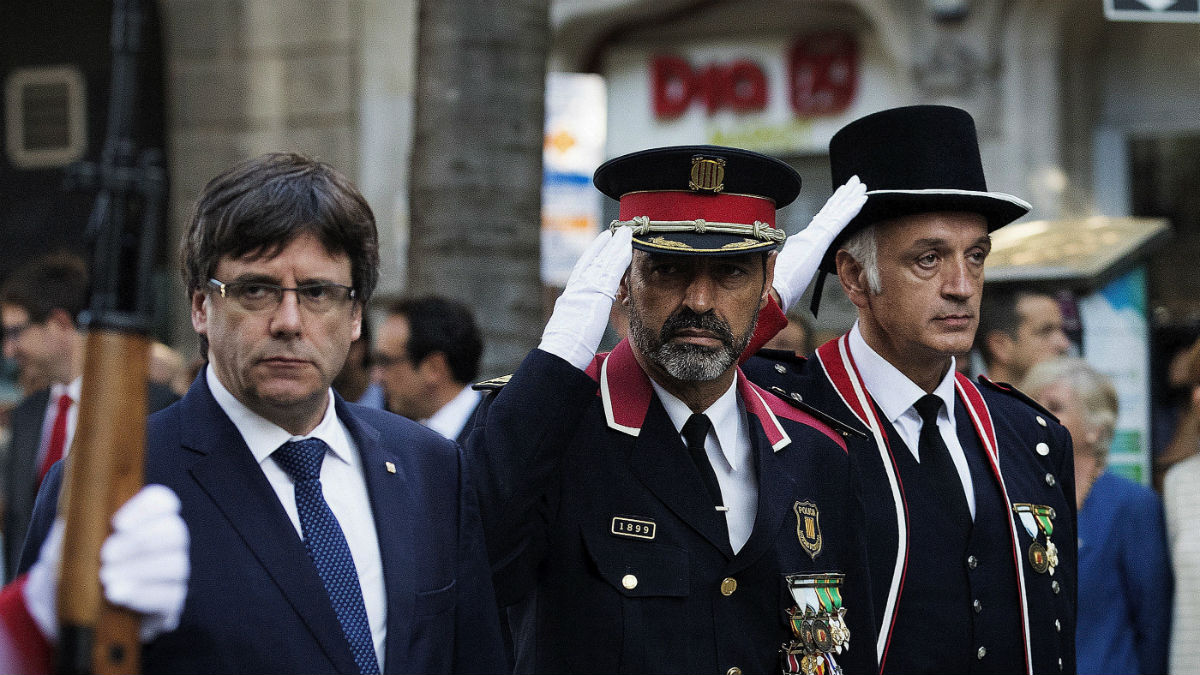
465, 146, 879, 674
744, 105, 1077, 674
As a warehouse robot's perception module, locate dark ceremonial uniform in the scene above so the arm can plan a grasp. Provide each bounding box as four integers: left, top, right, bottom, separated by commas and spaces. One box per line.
467, 341, 878, 675
744, 336, 1077, 675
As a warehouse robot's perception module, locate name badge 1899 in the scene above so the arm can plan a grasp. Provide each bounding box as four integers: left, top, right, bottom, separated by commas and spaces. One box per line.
611, 516, 656, 540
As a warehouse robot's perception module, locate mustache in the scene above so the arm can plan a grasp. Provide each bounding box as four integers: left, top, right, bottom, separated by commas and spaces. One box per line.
659, 309, 734, 346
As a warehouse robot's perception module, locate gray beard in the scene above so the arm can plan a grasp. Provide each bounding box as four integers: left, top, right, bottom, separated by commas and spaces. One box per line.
628, 302, 756, 382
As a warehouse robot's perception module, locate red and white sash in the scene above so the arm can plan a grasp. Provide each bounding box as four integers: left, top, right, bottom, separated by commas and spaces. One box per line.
816, 334, 1033, 674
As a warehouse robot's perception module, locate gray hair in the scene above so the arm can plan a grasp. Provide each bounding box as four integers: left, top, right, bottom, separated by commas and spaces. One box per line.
1021, 357, 1118, 455
841, 223, 881, 294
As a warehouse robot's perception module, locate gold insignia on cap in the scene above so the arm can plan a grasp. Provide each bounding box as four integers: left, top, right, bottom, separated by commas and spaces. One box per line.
794, 500, 823, 559
689, 155, 726, 193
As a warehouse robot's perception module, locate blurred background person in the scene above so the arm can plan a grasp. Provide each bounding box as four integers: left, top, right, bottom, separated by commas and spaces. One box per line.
332, 313, 385, 409
1023, 357, 1172, 675
762, 308, 812, 355
0, 252, 179, 581
374, 296, 483, 445
1163, 342, 1200, 675
977, 287, 1071, 384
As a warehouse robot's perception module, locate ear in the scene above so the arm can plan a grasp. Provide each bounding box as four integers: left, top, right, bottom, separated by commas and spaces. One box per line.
418, 351, 452, 383
760, 251, 778, 310
617, 269, 631, 307
191, 290, 209, 336
350, 302, 362, 343
45, 307, 76, 332
835, 250, 869, 310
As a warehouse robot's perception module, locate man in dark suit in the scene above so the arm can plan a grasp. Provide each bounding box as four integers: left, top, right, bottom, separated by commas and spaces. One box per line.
0, 252, 179, 579
468, 146, 877, 674
745, 105, 1077, 674
374, 296, 484, 446
20, 152, 503, 674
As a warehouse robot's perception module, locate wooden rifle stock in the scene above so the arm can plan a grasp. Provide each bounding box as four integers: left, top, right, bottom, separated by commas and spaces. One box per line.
55, 331, 150, 675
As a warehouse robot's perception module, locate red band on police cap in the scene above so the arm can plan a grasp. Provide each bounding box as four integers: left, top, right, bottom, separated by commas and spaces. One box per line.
618, 191, 776, 228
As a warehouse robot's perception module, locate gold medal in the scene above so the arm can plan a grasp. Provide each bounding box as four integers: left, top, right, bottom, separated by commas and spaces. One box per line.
1029, 540, 1049, 573
800, 653, 818, 675
1045, 538, 1059, 575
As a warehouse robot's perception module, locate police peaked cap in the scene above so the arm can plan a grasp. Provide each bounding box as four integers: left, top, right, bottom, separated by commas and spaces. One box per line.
594, 145, 802, 255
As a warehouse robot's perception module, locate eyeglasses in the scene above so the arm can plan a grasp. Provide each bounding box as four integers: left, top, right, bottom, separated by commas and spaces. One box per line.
208, 278, 356, 313
2, 321, 32, 343
371, 350, 410, 368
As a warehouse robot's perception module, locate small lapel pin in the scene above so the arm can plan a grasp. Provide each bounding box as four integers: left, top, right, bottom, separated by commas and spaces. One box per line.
385, 461, 396, 474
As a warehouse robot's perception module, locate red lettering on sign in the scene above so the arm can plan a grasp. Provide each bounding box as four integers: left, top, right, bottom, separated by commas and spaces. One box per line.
788, 33, 858, 117
651, 55, 768, 118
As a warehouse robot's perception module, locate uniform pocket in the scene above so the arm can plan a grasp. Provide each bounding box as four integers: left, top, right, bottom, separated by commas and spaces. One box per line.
581, 527, 689, 597
413, 578, 456, 616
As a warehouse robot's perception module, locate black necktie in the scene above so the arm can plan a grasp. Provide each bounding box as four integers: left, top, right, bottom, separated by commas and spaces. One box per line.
681, 413, 725, 510
913, 395, 972, 532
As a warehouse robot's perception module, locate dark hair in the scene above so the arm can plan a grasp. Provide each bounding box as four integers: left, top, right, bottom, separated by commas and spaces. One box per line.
1, 251, 90, 325
976, 287, 1049, 366
388, 296, 483, 384
180, 152, 379, 304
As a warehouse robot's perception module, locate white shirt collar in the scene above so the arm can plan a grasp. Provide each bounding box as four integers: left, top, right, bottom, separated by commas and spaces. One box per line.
847, 322, 958, 428
420, 384, 482, 441
50, 377, 83, 403
205, 364, 354, 468
649, 377, 747, 472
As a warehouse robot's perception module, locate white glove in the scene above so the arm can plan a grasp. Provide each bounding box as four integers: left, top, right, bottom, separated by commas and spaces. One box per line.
23, 484, 189, 644
539, 227, 633, 370
773, 175, 868, 311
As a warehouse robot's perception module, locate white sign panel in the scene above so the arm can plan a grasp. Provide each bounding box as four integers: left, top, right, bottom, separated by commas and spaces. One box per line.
1105, 0, 1200, 22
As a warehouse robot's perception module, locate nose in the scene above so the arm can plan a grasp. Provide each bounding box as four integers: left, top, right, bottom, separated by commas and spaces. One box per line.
682, 271, 717, 314
943, 257, 978, 301
269, 289, 303, 336
1051, 328, 1071, 354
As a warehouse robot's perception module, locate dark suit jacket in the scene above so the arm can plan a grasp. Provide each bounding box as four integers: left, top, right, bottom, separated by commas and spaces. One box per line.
468, 344, 876, 674
2, 381, 178, 579
20, 374, 504, 674
744, 339, 1078, 675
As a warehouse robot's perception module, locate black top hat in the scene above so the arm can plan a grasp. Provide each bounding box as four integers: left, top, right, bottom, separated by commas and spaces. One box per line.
593, 145, 801, 256
818, 105, 1030, 273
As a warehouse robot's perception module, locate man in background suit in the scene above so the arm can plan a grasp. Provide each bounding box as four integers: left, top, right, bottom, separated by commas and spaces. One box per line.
21, 152, 502, 673
1, 252, 178, 579
375, 296, 483, 446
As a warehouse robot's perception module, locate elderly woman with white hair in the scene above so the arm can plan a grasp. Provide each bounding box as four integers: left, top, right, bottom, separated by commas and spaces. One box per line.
1022, 357, 1172, 675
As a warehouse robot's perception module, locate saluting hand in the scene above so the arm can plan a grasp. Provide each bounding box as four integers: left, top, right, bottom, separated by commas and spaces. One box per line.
772, 175, 867, 311
539, 226, 634, 371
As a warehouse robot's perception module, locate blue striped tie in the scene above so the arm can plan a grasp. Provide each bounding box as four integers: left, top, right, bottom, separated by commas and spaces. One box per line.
274, 438, 380, 674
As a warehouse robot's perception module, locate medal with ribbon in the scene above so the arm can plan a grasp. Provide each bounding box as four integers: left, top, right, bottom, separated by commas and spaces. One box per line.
1012, 503, 1059, 575
781, 574, 849, 675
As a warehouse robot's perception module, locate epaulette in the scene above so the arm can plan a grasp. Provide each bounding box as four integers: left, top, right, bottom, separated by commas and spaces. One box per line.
768, 386, 869, 440
471, 374, 512, 391
976, 375, 1059, 424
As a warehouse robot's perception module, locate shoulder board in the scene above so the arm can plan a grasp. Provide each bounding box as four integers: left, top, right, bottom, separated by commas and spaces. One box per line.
472, 374, 512, 391
768, 386, 868, 440
754, 348, 808, 365
975, 376, 1059, 424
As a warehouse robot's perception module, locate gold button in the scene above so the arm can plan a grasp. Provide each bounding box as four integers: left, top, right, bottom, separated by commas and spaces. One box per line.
1036, 416, 1047, 427
727, 668, 742, 675
1036, 442, 1050, 456
622, 574, 638, 590
721, 577, 738, 596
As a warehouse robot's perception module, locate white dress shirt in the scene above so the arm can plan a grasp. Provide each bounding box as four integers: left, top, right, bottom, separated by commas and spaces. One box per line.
848, 323, 977, 518
650, 378, 757, 553
37, 377, 82, 466
207, 366, 386, 669
419, 384, 482, 442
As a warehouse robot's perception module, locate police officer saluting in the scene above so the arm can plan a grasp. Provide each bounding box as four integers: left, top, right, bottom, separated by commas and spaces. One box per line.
467, 146, 876, 674
746, 105, 1077, 674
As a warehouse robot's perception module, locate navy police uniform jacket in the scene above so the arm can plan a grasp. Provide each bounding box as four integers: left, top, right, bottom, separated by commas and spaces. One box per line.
743, 337, 1077, 675
466, 342, 877, 675
20, 374, 504, 674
